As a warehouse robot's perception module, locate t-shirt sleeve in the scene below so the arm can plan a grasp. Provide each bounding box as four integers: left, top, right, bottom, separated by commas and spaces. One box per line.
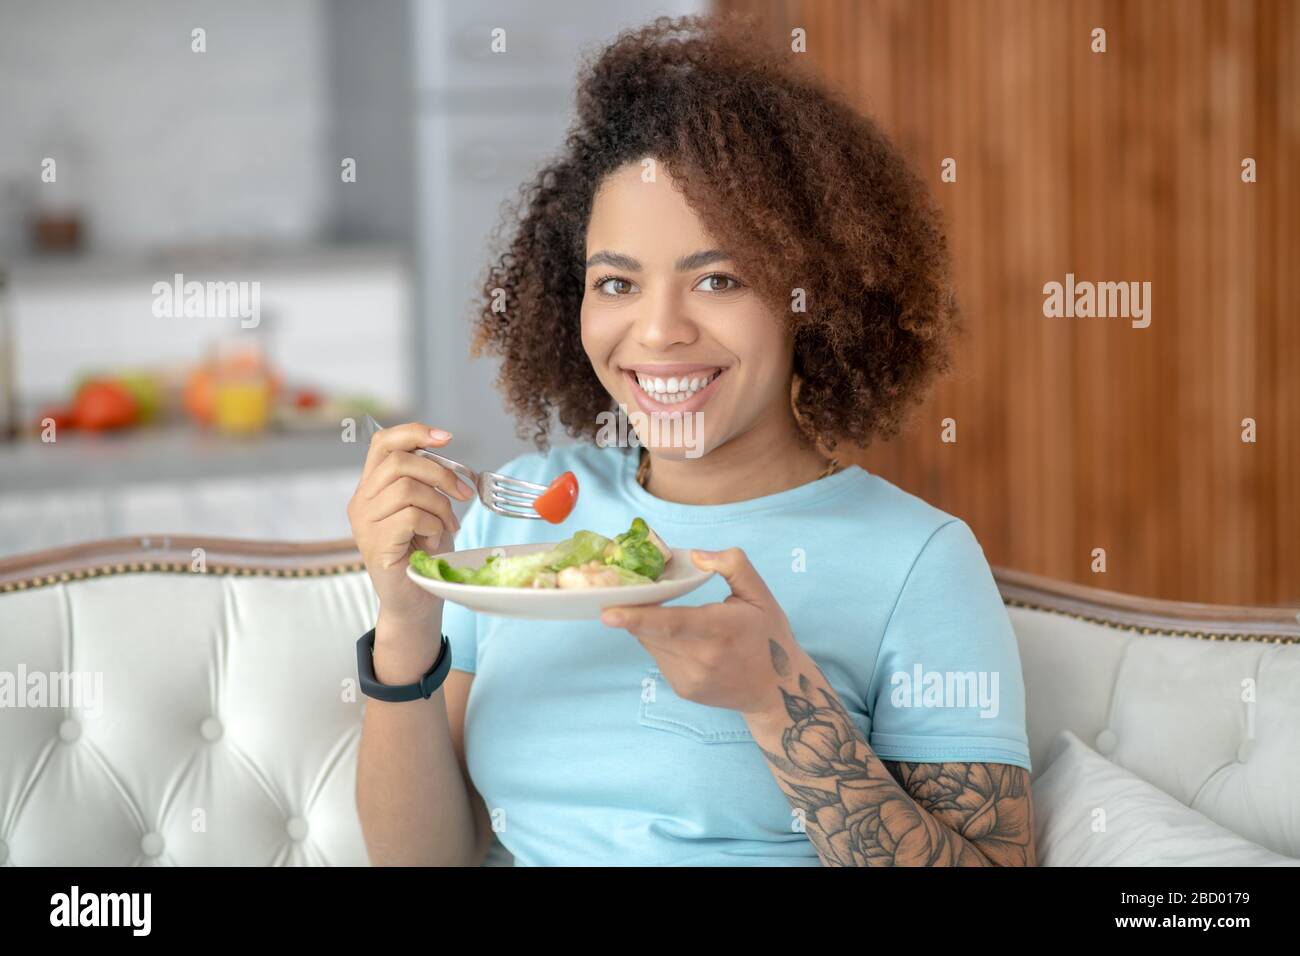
866, 519, 1032, 772
440, 496, 489, 675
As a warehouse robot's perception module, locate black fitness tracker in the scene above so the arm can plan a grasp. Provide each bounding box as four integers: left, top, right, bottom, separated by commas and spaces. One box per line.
356, 628, 453, 702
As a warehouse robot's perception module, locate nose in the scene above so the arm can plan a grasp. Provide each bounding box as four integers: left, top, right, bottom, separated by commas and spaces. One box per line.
630, 287, 699, 351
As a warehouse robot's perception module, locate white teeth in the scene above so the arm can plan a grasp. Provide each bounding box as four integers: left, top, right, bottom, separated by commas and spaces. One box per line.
633, 369, 721, 402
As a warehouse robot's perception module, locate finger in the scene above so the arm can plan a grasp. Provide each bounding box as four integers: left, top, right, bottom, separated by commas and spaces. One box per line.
362, 422, 455, 479
361, 448, 475, 502
690, 547, 773, 607
375, 507, 449, 568
367, 475, 461, 533
628, 633, 691, 662
601, 603, 717, 639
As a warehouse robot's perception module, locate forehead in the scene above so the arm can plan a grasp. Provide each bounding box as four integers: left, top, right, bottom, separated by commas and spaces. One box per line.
586, 162, 716, 255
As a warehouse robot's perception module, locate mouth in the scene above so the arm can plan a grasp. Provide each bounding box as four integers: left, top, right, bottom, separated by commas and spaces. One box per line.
621, 366, 728, 414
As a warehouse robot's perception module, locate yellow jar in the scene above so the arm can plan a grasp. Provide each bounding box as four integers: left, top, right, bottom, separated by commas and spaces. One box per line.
213, 375, 271, 435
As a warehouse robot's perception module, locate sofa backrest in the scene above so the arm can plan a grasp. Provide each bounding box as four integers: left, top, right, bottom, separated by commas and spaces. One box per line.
1, 538, 1296, 865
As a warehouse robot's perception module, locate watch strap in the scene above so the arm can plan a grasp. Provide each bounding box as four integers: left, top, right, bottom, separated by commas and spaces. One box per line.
356, 627, 453, 702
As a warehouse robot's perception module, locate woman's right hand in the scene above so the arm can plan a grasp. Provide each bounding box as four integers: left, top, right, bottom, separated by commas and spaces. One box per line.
347, 422, 477, 626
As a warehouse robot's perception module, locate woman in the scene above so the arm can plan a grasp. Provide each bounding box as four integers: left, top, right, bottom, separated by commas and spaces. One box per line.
350, 14, 1035, 867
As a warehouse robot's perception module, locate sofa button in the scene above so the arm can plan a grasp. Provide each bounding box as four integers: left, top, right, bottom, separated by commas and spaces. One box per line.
200, 717, 223, 742
141, 832, 165, 858
58, 719, 80, 743
1094, 729, 1118, 755
286, 816, 309, 842
1237, 738, 1256, 763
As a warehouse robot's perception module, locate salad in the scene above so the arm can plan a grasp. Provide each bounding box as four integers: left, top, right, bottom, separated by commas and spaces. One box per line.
409, 517, 672, 589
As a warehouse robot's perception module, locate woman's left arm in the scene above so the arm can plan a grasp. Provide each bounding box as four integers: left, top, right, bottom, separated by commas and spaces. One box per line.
602, 547, 1036, 868
744, 651, 1036, 867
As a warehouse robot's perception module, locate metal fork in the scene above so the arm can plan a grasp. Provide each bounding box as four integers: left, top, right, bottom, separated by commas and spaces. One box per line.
361, 415, 548, 519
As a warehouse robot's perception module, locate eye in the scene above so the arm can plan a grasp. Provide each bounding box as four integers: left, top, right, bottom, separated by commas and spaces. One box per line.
591, 275, 636, 296
694, 273, 744, 294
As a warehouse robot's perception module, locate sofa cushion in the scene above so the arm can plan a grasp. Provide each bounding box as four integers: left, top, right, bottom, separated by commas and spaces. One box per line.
1032, 730, 1300, 866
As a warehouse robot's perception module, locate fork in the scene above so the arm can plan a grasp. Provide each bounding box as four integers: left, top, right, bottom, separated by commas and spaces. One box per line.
361, 415, 548, 519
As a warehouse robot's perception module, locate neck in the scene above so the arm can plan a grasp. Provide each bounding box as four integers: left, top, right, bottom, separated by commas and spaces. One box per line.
640, 410, 831, 505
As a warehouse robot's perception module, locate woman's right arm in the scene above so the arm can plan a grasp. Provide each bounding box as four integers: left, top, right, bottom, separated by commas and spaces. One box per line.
348, 422, 494, 866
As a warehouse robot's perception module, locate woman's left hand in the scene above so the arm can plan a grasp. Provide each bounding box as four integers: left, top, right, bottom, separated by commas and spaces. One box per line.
600, 548, 794, 717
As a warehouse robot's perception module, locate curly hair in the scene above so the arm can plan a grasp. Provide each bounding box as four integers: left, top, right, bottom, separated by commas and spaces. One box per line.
472, 13, 960, 453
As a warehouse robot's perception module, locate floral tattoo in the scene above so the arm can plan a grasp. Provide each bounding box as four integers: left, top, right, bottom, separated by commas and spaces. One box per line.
757, 650, 1035, 867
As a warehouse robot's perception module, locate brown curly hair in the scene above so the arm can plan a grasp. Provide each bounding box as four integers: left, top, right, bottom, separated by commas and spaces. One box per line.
472, 13, 960, 453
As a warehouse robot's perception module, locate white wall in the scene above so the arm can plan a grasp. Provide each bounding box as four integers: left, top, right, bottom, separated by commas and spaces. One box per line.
0, 0, 333, 254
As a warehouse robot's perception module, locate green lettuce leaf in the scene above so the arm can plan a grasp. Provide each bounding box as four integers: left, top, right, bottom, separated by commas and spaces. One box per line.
602, 517, 666, 580
408, 518, 667, 587
409, 551, 470, 583
464, 548, 563, 588
548, 530, 612, 570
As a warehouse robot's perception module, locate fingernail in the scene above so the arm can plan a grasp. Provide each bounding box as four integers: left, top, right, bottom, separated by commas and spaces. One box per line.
429, 428, 451, 441
693, 549, 719, 559
457, 479, 475, 499
602, 610, 625, 627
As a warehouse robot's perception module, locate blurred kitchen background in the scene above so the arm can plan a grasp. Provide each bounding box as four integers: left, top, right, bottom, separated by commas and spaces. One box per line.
0, 0, 1296, 605
0, 0, 702, 555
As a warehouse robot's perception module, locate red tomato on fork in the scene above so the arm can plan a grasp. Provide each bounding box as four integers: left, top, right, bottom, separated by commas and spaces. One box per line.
533, 471, 578, 524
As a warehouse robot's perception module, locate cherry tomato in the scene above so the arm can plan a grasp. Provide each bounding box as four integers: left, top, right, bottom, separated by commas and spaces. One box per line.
533, 471, 578, 524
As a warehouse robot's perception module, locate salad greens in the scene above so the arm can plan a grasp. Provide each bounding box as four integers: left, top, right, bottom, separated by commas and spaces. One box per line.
409, 517, 672, 589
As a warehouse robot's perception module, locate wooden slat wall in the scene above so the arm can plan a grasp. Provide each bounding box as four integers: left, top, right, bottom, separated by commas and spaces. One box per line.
719, 0, 1299, 605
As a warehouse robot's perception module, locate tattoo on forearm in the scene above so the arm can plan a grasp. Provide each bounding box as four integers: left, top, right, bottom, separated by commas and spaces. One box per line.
759, 644, 1035, 867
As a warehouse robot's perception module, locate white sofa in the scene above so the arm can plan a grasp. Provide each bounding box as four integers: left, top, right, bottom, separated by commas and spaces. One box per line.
1, 536, 1296, 866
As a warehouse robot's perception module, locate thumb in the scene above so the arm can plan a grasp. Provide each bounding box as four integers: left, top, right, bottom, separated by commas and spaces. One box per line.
691, 547, 774, 607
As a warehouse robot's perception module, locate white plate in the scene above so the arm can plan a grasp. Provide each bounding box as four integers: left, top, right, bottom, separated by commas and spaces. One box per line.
406, 543, 714, 620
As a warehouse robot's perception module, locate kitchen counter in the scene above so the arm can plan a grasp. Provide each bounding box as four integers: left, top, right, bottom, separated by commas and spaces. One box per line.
0, 425, 364, 494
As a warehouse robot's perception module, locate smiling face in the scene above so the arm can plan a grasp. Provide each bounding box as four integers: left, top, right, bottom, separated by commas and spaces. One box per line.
580, 162, 797, 461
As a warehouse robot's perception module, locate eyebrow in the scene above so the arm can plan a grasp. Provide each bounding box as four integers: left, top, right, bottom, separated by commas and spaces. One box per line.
584, 249, 730, 272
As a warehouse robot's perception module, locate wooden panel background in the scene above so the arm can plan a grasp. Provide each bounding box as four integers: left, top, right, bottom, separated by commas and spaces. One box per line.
719, 0, 1299, 605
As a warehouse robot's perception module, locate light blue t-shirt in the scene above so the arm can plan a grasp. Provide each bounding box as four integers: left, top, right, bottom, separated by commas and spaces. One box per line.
442, 442, 1030, 866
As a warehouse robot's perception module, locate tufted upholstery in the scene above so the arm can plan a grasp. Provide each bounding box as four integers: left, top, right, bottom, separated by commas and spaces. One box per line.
0, 542, 1296, 865
1011, 607, 1300, 858
0, 569, 377, 866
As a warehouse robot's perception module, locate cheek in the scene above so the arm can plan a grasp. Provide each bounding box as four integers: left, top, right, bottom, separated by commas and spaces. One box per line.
579, 311, 617, 378
714, 310, 792, 383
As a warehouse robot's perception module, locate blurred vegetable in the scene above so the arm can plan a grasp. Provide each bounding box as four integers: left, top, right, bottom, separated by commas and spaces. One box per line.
118, 372, 162, 423
74, 380, 137, 431
184, 366, 215, 424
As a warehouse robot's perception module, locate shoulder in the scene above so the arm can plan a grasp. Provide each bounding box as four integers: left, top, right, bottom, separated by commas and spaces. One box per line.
850, 470, 985, 566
